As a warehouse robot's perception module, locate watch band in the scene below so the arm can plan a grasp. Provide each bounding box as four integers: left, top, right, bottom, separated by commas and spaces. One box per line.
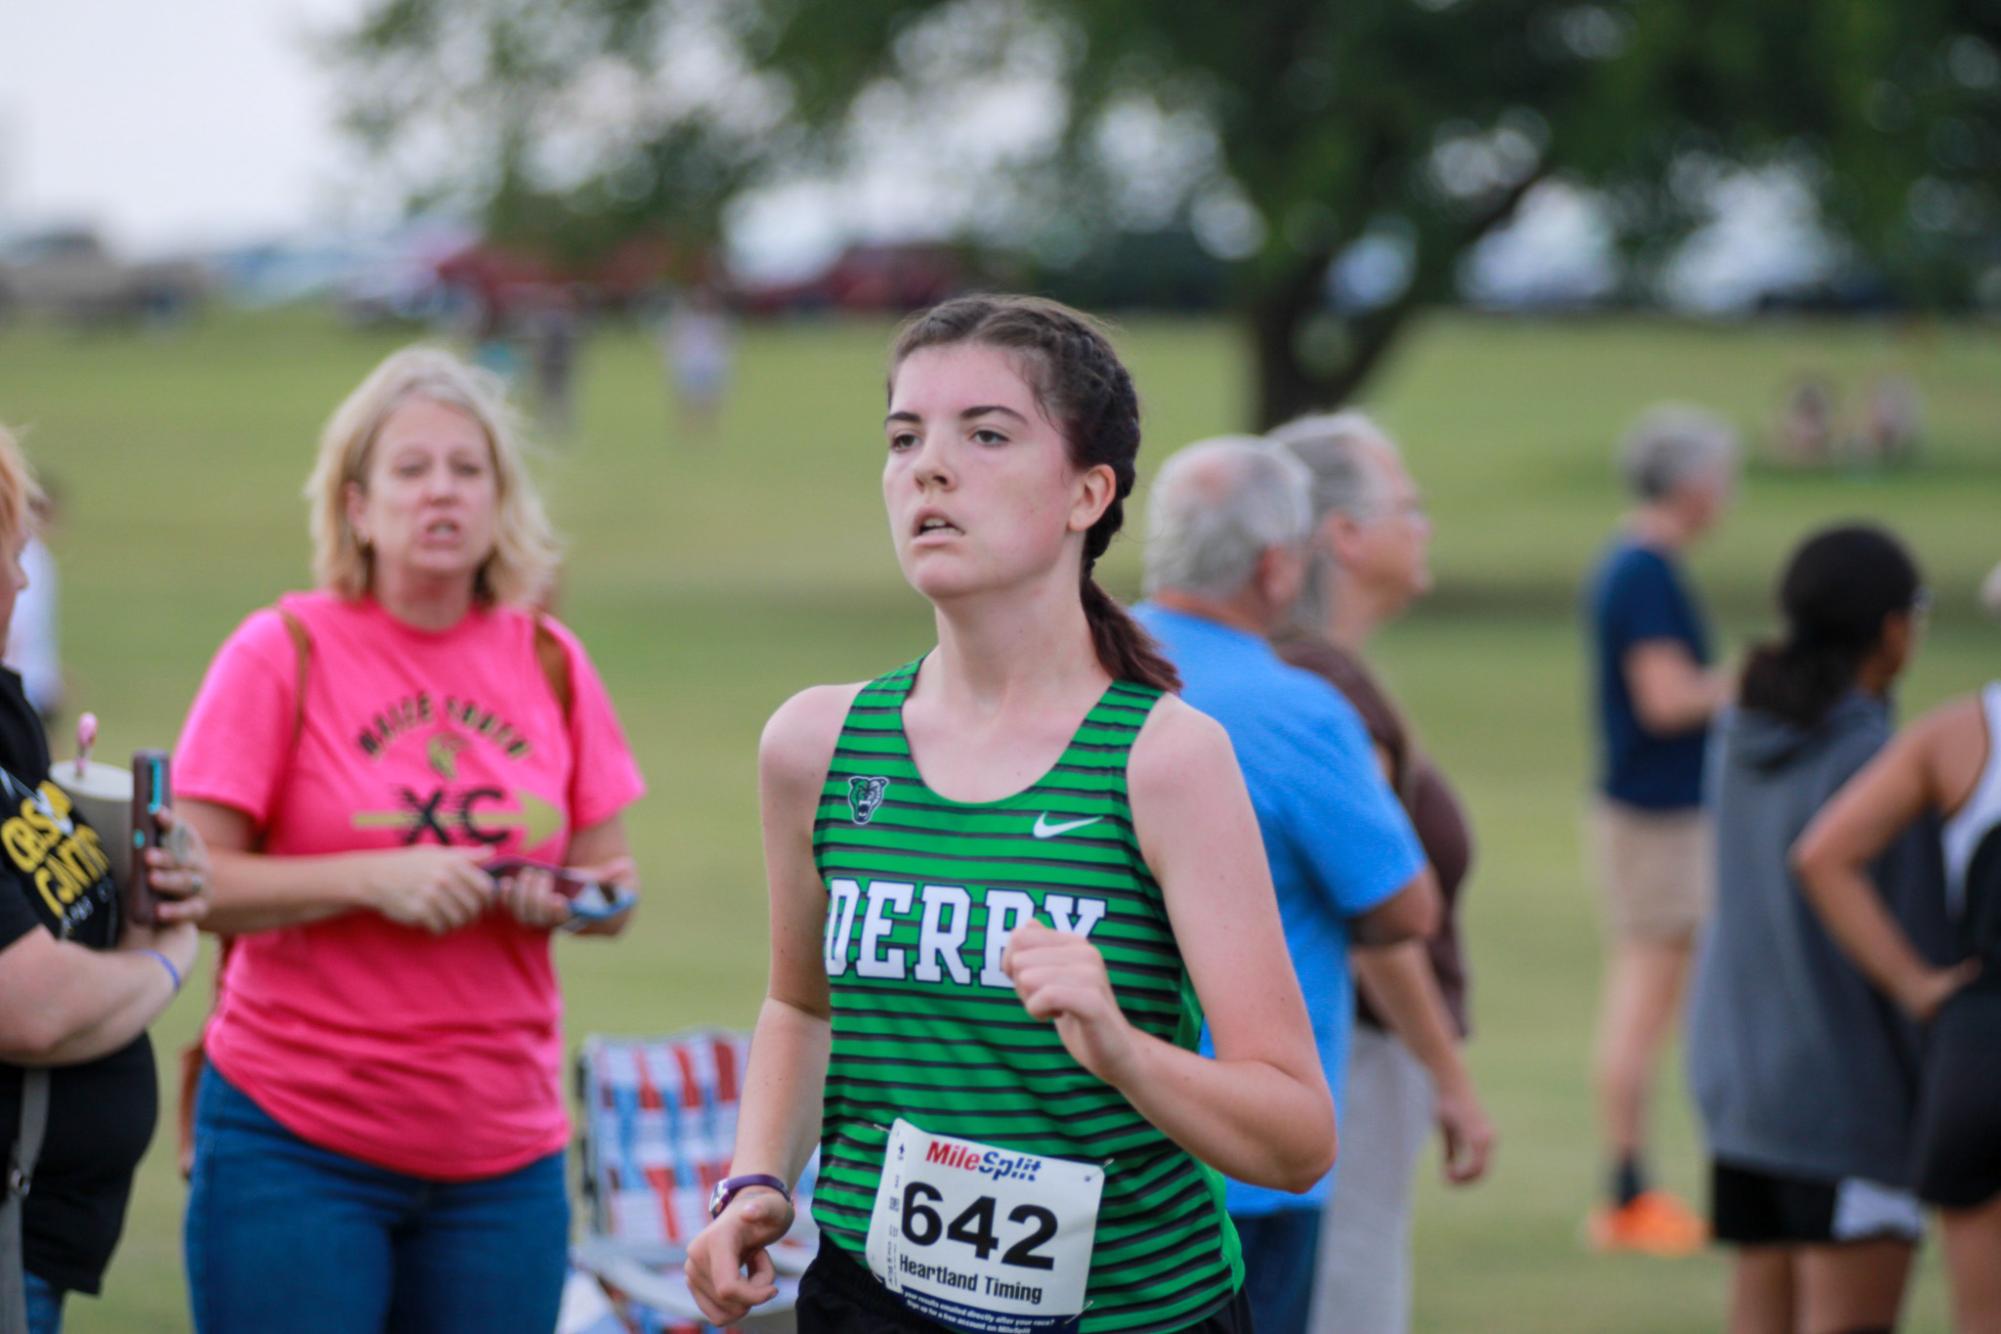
708, 1172, 791, 1221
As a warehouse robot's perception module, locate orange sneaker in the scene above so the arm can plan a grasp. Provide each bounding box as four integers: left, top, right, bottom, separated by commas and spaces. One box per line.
1586, 1190, 1708, 1256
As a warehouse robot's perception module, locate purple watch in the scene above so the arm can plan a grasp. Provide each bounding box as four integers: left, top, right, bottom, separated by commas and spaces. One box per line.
708, 1173, 791, 1221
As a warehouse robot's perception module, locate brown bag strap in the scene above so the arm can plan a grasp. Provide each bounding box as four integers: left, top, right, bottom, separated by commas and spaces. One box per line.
277, 608, 311, 749
533, 613, 574, 725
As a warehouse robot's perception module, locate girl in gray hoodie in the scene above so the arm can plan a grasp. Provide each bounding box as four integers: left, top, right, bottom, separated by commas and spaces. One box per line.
1688, 524, 1943, 1334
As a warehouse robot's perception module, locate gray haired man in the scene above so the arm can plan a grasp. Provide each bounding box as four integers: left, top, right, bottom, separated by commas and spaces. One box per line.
1132, 437, 1438, 1334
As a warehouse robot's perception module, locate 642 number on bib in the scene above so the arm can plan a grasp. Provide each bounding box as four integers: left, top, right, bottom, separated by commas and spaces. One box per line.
866, 1119, 1104, 1334
900, 1183, 1058, 1269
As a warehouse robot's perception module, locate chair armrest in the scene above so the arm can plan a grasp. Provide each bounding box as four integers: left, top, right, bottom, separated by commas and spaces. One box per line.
571, 1236, 805, 1322
570, 1237, 705, 1318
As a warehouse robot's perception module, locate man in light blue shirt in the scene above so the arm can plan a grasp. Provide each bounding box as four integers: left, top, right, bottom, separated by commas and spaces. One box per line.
1134, 437, 1436, 1334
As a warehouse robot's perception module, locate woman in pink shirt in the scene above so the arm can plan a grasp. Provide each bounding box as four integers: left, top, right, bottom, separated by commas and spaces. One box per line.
175, 347, 645, 1334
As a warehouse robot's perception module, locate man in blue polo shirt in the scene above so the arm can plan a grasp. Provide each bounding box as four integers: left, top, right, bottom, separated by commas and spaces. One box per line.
1134, 437, 1437, 1334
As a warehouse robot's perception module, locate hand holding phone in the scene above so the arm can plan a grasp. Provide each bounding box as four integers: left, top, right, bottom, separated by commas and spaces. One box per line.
486, 856, 638, 930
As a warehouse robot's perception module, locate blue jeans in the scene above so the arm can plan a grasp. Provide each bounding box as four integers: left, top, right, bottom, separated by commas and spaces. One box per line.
25, 1270, 64, 1334
184, 1067, 569, 1334
1231, 1207, 1322, 1334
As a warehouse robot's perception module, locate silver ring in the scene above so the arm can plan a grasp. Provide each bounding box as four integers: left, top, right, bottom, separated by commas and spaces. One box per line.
192, 875, 207, 894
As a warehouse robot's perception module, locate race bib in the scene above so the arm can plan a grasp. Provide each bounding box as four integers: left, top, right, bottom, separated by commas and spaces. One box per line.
866, 1118, 1104, 1333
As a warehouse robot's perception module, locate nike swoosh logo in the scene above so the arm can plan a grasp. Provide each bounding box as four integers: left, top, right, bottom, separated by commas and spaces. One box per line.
1032, 813, 1102, 839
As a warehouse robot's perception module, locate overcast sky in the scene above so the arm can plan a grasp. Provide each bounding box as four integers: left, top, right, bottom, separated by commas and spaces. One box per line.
0, 0, 373, 254
0, 0, 961, 275
0, 4, 1827, 305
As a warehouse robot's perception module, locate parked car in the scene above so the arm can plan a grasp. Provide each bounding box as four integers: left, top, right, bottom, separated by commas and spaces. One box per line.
741, 243, 972, 315
0, 227, 208, 326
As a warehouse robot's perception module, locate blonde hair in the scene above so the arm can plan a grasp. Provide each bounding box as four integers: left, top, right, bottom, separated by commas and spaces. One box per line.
305, 346, 560, 606
0, 425, 46, 551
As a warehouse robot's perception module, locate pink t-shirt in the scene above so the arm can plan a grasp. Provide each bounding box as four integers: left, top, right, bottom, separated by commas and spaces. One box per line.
176, 592, 645, 1180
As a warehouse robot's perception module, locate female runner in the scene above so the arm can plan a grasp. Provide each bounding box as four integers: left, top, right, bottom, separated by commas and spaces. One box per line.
687, 295, 1333, 1332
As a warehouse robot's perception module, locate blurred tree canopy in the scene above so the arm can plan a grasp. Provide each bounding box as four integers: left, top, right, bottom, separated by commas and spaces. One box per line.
331, 0, 2000, 425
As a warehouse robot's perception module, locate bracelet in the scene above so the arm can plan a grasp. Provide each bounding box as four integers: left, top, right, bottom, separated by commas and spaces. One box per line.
137, 948, 183, 993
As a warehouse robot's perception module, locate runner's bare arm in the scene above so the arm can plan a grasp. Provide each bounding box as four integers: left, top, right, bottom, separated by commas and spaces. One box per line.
687, 682, 858, 1324
1020, 695, 1336, 1192
1794, 698, 1983, 1021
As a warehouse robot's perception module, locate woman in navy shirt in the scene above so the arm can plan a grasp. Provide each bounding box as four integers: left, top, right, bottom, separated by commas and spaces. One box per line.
1582, 405, 1738, 1254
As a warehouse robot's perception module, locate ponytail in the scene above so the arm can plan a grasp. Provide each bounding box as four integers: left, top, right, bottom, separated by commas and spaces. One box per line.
1738, 523, 1921, 731
1082, 576, 1180, 693
1737, 640, 1865, 730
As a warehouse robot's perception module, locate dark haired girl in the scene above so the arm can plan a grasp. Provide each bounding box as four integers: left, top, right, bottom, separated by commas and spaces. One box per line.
1688, 524, 1936, 1333
688, 296, 1331, 1331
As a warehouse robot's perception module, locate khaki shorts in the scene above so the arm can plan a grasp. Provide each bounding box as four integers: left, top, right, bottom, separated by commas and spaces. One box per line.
1588, 798, 1713, 942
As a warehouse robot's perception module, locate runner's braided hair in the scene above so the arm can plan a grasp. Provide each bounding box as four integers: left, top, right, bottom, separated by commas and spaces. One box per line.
890, 295, 1178, 692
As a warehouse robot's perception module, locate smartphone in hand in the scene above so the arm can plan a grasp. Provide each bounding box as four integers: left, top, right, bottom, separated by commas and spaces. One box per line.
126, 749, 170, 925
485, 856, 637, 925
484, 856, 597, 898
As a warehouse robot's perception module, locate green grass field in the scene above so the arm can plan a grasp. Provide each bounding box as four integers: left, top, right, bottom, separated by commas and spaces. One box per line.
3, 307, 1997, 1331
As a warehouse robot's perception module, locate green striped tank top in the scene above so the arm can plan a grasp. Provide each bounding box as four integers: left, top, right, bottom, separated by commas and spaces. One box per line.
811, 660, 1243, 1332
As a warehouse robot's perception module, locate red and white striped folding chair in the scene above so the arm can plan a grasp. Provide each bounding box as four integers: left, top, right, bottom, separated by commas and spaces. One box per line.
571, 1031, 817, 1334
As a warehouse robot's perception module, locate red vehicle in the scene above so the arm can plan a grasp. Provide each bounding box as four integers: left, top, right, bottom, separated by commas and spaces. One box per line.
430, 234, 695, 323
742, 243, 970, 315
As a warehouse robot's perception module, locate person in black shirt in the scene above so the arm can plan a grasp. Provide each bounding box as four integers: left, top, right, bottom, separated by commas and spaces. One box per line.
0, 426, 210, 1333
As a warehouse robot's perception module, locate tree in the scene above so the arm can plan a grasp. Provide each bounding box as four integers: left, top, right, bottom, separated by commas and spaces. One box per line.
330, 0, 2000, 425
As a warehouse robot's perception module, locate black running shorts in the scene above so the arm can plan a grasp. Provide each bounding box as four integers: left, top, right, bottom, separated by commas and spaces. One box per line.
796, 1236, 1255, 1334
1912, 984, 2001, 1209
1710, 1160, 1922, 1246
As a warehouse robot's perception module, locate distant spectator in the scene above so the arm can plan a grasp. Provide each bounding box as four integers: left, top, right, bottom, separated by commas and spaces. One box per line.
659, 286, 734, 443
1690, 525, 1939, 1334
527, 287, 582, 439
3, 482, 61, 721
1583, 404, 1739, 1256
1776, 377, 1836, 466
470, 298, 520, 383
1860, 373, 1922, 465
1269, 412, 1496, 1334
1775, 373, 1923, 471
